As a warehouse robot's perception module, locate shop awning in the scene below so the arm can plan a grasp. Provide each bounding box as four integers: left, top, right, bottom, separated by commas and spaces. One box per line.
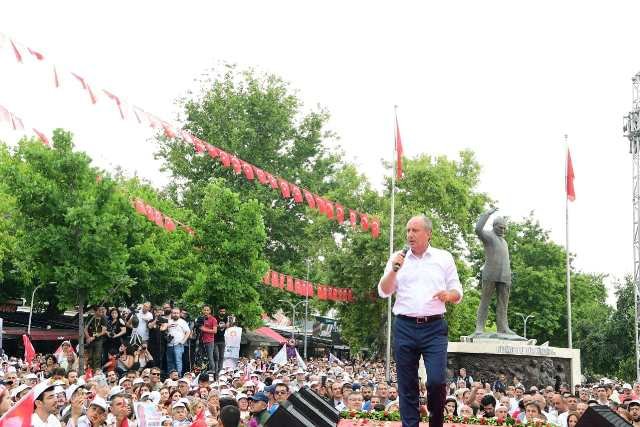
254, 327, 287, 344
2, 327, 78, 341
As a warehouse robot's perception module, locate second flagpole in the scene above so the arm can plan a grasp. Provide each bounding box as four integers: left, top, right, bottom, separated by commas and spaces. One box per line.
565, 134, 573, 349
385, 106, 398, 382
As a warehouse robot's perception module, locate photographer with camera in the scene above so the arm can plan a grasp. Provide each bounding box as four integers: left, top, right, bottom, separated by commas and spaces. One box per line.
134, 343, 154, 369
127, 302, 154, 346
148, 305, 169, 372
84, 306, 108, 371
195, 305, 218, 376
166, 307, 191, 376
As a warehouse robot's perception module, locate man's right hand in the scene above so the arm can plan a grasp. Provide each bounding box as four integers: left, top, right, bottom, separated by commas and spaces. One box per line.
391, 251, 406, 272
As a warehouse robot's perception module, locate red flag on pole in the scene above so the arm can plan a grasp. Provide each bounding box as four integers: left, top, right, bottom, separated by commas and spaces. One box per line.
22, 335, 35, 364
566, 148, 576, 202
190, 409, 207, 427
32, 129, 50, 146
9, 39, 22, 63
0, 389, 34, 427
395, 112, 404, 180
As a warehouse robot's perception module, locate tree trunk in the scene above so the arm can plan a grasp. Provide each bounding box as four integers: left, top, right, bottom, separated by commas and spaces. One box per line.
78, 293, 85, 376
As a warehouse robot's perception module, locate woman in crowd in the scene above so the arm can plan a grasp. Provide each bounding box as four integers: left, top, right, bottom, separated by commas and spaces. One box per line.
444, 396, 458, 417
107, 308, 127, 355
116, 344, 136, 376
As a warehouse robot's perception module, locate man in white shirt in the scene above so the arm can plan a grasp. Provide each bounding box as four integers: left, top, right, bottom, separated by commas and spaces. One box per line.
166, 307, 191, 376
378, 215, 463, 427
32, 383, 62, 427
130, 302, 154, 344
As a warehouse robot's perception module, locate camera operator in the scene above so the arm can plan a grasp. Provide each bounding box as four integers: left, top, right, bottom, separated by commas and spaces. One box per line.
196, 305, 218, 376
127, 302, 153, 346
148, 305, 169, 372
84, 306, 108, 371
214, 306, 229, 377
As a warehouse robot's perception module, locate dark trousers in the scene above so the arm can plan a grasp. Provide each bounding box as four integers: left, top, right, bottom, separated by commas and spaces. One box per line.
215, 341, 225, 373
394, 316, 448, 427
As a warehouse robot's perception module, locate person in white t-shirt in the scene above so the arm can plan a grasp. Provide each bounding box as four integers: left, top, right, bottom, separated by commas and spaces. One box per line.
129, 302, 154, 344
32, 383, 62, 427
166, 308, 191, 376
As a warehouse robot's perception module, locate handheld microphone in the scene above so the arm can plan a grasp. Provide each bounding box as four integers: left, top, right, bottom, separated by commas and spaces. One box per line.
392, 245, 410, 272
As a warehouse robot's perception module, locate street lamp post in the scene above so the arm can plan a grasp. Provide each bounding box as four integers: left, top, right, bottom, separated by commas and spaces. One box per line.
279, 299, 306, 339
28, 281, 56, 336
515, 312, 535, 339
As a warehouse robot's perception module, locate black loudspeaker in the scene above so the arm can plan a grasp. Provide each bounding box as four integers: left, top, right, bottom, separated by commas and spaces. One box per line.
264, 388, 339, 427
576, 405, 631, 427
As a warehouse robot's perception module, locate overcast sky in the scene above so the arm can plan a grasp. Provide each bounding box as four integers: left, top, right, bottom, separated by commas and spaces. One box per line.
1, 1, 638, 303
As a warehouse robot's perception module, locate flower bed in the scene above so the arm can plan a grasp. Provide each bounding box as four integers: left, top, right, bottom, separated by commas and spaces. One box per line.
339, 411, 558, 427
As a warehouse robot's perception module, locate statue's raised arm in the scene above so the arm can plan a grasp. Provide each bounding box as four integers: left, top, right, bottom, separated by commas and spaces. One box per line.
475, 207, 498, 242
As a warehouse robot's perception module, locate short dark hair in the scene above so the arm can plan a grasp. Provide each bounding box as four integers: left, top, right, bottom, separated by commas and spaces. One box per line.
480, 395, 496, 408
525, 402, 541, 414
53, 367, 66, 377
219, 396, 238, 411
220, 405, 241, 427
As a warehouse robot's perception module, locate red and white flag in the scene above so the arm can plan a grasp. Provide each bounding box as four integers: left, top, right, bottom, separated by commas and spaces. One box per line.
0, 389, 33, 427
22, 335, 35, 364
566, 148, 575, 202
395, 112, 404, 180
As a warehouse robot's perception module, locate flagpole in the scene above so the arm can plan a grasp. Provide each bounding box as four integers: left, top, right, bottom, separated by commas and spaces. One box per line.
385, 106, 398, 382
565, 134, 573, 349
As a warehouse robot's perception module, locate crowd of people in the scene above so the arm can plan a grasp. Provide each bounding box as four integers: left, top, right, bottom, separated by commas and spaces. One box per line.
1, 301, 640, 426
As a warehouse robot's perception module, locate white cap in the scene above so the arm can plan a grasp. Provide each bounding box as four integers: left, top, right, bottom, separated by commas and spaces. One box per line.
220, 390, 233, 397
178, 378, 190, 384
109, 386, 124, 398
118, 377, 131, 385
140, 392, 151, 400
149, 390, 161, 405
236, 393, 248, 400
25, 374, 38, 380
624, 383, 633, 390
10, 384, 30, 398
65, 384, 86, 401
33, 382, 56, 400
295, 369, 305, 375
61, 405, 71, 419
133, 378, 145, 386
172, 401, 187, 409
89, 397, 108, 412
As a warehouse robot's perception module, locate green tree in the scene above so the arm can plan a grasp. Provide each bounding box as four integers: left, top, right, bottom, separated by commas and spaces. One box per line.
0, 130, 134, 372
181, 180, 269, 329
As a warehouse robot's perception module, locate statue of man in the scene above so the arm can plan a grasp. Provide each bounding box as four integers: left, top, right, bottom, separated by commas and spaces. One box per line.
474, 207, 516, 336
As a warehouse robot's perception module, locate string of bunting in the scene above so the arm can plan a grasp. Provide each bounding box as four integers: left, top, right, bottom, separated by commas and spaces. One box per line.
0, 103, 50, 146
132, 198, 195, 235
262, 269, 355, 303
0, 33, 381, 239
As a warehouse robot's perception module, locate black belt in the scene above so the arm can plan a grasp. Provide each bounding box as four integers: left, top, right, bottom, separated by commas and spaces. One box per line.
396, 314, 444, 324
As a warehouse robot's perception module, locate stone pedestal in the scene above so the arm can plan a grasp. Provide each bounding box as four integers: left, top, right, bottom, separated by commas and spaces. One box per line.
446, 340, 581, 389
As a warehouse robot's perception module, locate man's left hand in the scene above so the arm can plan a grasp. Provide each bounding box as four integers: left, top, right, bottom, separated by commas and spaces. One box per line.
433, 290, 459, 303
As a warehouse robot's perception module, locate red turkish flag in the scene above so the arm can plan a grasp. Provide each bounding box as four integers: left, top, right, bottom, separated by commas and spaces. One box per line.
32, 129, 50, 146
230, 156, 242, 174
53, 66, 60, 88
206, 144, 219, 159
255, 168, 268, 185
271, 271, 279, 288
267, 173, 279, 189
262, 271, 271, 285
395, 112, 404, 180
349, 209, 357, 228
360, 213, 369, 231
279, 179, 291, 198
161, 122, 177, 138
154, 211, 164, 227
370, 218, 380, 238
11, 114, 24, 131
304, 190, 316, 209
218, 150, 231, 167
192, 138, 206, 154
146, 113, 161, 129
71, 73, 97, 104
145, 205, 155, 221
134, 199, 146, 215
315, 195, 325, 214
566, 148, 576, 202
290, 184, 303, 203
287, 276, 295, 292
190, 409, 207, 427
0, 106, 10, 124
332, 288, 338, 301
317, 286, 324, 300
0, 389, 34, 427
293, 278, 300, 294
27, 47, 44, 60
324, 201, 334, 220
103, 90, 125, 120
335, 205, 345, 224
22, 335, 35, 363
164, 217, 176, 232
279, 273, 286, 289
242, 162, 255, 180
10, 39, 22, 63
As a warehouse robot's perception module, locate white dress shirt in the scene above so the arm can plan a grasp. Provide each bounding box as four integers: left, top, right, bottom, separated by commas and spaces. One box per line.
378, 246, 463, 316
